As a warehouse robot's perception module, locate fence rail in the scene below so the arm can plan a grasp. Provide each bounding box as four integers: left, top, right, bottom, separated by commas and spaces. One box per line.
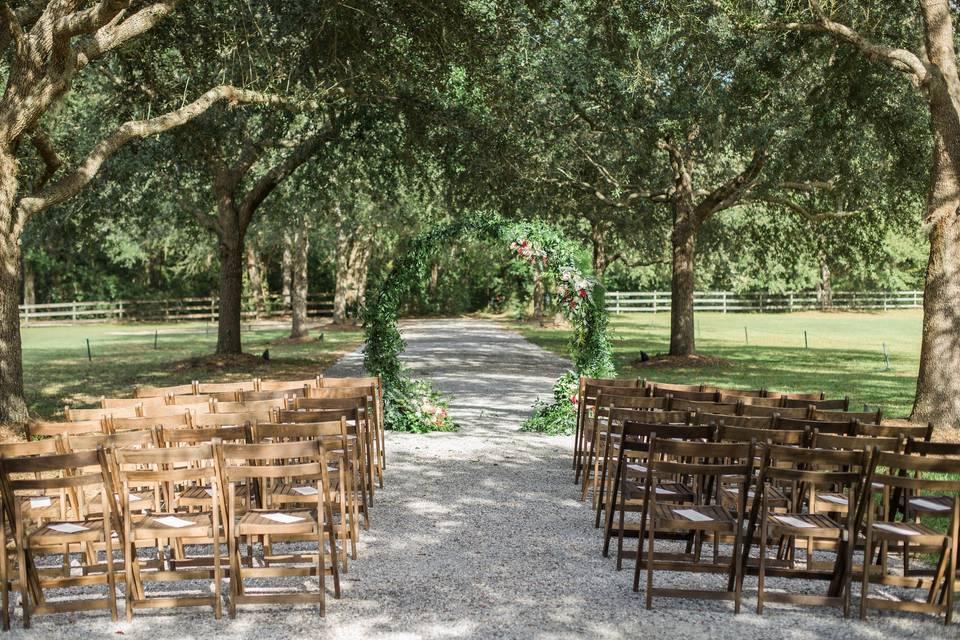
20, 293, 334, 325
605, 290, 923, 314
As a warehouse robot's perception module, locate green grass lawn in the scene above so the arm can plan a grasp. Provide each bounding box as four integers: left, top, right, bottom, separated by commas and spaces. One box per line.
22, 321, 363, 419
512, 310, 922, 420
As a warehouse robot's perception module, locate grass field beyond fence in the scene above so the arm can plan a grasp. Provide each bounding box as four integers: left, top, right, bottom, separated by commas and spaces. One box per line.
513, 310, 922, 420
22, 322, 363, 420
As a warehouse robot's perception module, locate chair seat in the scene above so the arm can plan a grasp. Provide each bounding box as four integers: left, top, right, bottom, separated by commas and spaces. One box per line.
906, 495, 954, 516
133, 512, 214, 539
178, 485, 246, 507
236, 509, 317, 535
866, 520, 947, 544
814, 492, 850, 512
720, 485, 788, 510
30, 519, 107, 545
19, 495, 65, 519
653, 504, 736, 531
767, 513, 843, 538
88, 489, 155, 513
270, 483, 323, 504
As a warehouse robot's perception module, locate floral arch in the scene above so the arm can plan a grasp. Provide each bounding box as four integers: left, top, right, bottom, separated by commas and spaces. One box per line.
361, 213, 614, 433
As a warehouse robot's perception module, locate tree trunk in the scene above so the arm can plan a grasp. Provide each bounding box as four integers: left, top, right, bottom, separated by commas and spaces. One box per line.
332, 218, 351, 325
290, 226, 310, 339
428, 262, 440, 297
351, 243, 371, 321
245, 242, 266, 318
669, 219, 697, 356
22, 261, 35, 306
281, 232, 292, 309
816, 251, 833, 309
0, 230, 28, 424
911, 88, 960, 425
216, 223, 244, 354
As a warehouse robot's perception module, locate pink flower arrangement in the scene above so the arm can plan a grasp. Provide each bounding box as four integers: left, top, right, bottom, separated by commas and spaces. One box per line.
510, 237, 547, 266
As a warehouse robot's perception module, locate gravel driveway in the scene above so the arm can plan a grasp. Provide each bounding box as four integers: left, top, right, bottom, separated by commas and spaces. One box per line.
11, 318, 955, 639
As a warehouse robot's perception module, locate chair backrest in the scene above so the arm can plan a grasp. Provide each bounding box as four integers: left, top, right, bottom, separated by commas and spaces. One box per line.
217, 440, 333, 497
258, 376, 322, 391
135, 382, 196, 398
670, 397, 737, 415
140, 402, 208, 418
810, 430, 902, 453
647, 438, 756, 497
872, 451, 960, 513
1, 448, 111, 519
293, 396, 367, 412
27, 418, 105, 438
191, 411, 263, 428
0, 438, 61, 458
196, 380, 257, 394
101, 396, 163, 409
583, 376, 639, 389
160, 424, 251, 447
64, 404, 138, 421
812, 408, 882, 425
706, 386, 764, 398
604, 395, 668, 411
168, 394, 216, 406
775, 416, 853, 435
692, 413, 773, 428
761, 443, 871, 487
115, 443, 219, 513
66, 428, 159, 453
321, 376, 380, 390
767, 390, 825, 402
652, 386, 718, 402
304, 386, 372, 400
619, 421, 714, 450
904, 438, 960, 457
782, 396, 846, 410
855, 421, 932, 441
253, 419, 350, 450
647, 381, 703, 393
718, 423, 808, 446
214, 398, 287, 414
733, 395, 781, 408
107, 413, 190, 433
240, 389, 304, 403
741, 404, 809, 419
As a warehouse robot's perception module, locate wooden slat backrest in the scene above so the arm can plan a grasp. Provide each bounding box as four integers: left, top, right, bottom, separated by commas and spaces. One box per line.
768, 390, 825, 402
718, 424, 808, 446
108, 413, 189, 433
811, 431, 902, 453
135, 382, 196, 398
276, 407, 362, 425
761, 444, 869, 485
160, 424, 251, 446
293, 396, 366, 412
782, 396, 847, 410
776, 416, 853, 435
196, 380, 257, 394
0, 438, 61, 457
905, 438, 960, 456
2, 448, 107, 490
585, 384, 649, 404
692, 413, 773, 428
168, 394, 216, 406
732, 395, 780, 408
583, 376, 638, 389
65, 404, 138, 421
648, 437, 756, 477
305, 386, 372, 400
191, 411, 262, 428
619, 422, 714, 451
859, 422, 933, 441
321, 376, 380, 390
705, 386, 764, 398
652, 386, 717, 402
66, 428, 158, 452
140, 402, 207, 418
647, 381, 703, 393
27, 418, 105, 438
116, 443, 216, 484
603, 394, 666, 411
218, 439, 331, 482
670, 397, 737, 415
101, 396, 163, 409
240, 389, 303, 403
812, 408, 883, 425
254, 419, 349, 443
214, 398, 287, 414
874, 451, 960, 491
741, 404, 810, 419
257, 377, 321, 391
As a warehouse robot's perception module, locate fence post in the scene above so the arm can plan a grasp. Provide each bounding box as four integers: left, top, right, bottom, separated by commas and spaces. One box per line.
22, 304, 27, 326
722, 292, 727, 314
789, 292, 794, 313
615, 292, 621, 314
653, 292, 657, 314
72, 303, 77, 321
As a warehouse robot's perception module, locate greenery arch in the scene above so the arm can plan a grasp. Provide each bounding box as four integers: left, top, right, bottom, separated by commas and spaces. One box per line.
362, 213, 614, 433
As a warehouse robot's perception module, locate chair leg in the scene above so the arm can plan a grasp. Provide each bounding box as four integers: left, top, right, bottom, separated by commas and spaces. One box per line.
227, 532, 239, 619
104, 530, 118, 621
316, 524, 326, 617
16, 536, 30, 629
947, 540, 957, 625
644, 522, 656, 610
1, 522, 9, 632
860, 534, 873, 620
757, 516, 767, 615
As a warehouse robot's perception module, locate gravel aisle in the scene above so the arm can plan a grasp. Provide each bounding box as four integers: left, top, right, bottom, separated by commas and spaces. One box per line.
13, 318, 953, 639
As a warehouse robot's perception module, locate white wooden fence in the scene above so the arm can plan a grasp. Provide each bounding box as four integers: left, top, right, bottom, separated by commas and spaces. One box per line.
20, 293, 334, 325
605, 290, 924, 314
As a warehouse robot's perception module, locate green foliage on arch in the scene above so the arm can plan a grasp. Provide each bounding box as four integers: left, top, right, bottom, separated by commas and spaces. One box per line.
362, 212, 614, 433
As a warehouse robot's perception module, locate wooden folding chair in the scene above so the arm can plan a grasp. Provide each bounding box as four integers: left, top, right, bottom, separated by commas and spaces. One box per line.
307, 384, 384, 480
637, 438, 756, 612
114, 444, 225, 620
0, 448, 118, 628
574, 377, 642, 475
741, 444, 876, 617
859, 421, 934, 442
135, 383, 197, 398
860, 451, 960, 624
254, 419, 361, 563
812, 408, 883, 425
603, 422, 715, 567
216, 439, 341, 618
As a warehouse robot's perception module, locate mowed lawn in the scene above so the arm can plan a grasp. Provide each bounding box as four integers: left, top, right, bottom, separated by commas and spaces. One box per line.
513, 310, 922, 420
22, 321, 363, 419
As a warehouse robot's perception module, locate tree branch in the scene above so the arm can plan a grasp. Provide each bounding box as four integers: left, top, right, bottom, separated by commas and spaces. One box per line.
76, 0, 182, 69
16, 85, 299, 224
694, 146, 767, 222
28, 127, 62, 191
743, 195, 864, 221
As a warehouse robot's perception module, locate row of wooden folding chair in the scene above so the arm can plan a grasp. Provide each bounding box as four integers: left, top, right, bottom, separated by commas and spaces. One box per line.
0, 436, 348, 628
